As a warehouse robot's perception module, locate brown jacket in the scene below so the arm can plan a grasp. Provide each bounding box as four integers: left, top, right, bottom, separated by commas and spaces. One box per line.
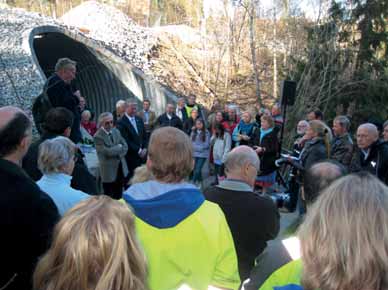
137, 110, 157, 133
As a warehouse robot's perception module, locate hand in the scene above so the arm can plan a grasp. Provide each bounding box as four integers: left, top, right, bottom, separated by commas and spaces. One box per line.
255, 146, 264, 153
140, 148, 147, 158
74, 90, 81, 99
241, 134, 250, 141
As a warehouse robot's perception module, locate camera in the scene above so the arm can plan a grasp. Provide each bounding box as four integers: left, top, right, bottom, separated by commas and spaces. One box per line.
271, 192, 293, 211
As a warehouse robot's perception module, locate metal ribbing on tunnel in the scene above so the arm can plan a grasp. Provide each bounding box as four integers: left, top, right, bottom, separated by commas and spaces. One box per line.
31, 29, 179, 118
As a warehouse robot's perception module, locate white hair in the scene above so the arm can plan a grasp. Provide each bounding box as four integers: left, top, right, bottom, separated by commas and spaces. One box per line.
98, 112, 113, 127
115, 100, 126, 109
38, 136, 76, 174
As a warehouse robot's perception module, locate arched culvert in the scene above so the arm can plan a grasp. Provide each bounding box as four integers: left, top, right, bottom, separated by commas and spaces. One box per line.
29, 26, 178, 118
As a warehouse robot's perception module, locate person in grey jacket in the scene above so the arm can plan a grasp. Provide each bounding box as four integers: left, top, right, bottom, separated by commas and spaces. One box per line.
191, 118, 210, 185
94, 112, 129, 199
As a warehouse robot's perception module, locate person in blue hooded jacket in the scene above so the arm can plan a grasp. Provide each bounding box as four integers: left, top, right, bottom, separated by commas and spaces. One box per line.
123, 127, 240, 290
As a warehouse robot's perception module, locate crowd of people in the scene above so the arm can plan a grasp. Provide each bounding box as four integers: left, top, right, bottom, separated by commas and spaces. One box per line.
1, 57, 388, 290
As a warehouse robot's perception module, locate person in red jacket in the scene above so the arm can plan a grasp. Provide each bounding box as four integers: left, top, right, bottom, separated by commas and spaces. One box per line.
81, 110, 97, 136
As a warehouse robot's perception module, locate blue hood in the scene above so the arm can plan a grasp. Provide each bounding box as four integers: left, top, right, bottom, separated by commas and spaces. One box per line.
123, 181, 205, 229
274, 285, 303, 290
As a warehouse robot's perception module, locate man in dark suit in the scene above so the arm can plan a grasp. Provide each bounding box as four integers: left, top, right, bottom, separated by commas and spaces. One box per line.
0, 106, 59, 290
46, 58, 82, 143
116, 99, 148, 180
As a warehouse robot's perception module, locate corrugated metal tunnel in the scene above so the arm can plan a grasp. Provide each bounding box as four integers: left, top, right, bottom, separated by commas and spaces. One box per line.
31, 29, 176, 119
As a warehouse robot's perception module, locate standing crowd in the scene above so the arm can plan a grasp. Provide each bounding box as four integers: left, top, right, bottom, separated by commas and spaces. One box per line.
1, 57, 388, 290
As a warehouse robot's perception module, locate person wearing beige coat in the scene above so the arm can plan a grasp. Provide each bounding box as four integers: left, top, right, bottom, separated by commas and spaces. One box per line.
94, 112, 129, 199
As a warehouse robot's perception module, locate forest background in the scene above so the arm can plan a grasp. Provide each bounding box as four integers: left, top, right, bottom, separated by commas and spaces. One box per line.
3, 0, 388, 136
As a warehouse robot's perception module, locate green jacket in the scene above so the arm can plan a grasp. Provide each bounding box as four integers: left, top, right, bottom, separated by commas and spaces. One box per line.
259, 259, 302, 290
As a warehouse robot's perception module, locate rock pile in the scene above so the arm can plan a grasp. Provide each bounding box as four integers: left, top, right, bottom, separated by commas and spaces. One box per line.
61, 1, 157, 73
0, 8, 56, 110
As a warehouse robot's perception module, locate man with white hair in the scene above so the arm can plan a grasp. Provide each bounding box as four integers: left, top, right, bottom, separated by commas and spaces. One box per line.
113, 99, 127, 124
0, 106, 59, 290
204, 145, 279, 281
350, 123, 388, 184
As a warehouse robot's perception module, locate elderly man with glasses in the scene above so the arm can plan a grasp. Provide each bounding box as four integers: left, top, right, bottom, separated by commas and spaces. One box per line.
204, 145, 280, 281
94, 112, 129, 199
350, 123, 388, 185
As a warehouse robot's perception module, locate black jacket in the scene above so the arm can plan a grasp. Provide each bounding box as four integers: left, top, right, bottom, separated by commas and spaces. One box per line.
296, 138, 328, 171
250, 128, 280, 175
204, 183, 279, 280
350, 140, 388, 185
157, 113, 183, 130
183, 117, 198, 136
22, 133, 98, 195
330, 133, 354, 168
116, 115, 147, 178
0, 159, 59, 290
46, 74, 81, 143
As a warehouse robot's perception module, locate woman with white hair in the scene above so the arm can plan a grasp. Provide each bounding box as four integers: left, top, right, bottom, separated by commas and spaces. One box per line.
36, 136, 89, 215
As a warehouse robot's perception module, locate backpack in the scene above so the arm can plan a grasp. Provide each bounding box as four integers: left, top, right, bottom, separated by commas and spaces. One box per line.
32, 77, 53, 135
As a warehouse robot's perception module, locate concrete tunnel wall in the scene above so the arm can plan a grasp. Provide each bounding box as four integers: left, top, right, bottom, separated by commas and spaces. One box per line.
29, 26, 178, 119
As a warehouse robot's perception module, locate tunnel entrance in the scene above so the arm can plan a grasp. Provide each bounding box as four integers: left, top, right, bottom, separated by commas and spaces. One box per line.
33, 32, 137, 118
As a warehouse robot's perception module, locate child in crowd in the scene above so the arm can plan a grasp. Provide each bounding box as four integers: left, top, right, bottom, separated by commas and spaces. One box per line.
211, 123, 232, 184
191, 118, 211, 186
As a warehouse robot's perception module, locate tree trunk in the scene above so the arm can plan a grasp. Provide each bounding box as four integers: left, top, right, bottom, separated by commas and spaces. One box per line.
249, 0, 261, 103
273, 5, 278, 98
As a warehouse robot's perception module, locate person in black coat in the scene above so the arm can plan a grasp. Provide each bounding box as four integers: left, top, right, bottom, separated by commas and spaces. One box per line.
294, 120, 330, 171
157, 103, 183, 130
204, 146, 279, 280
350, 123, 388, 185
22, 107, 98, 195
0, 107, 59, 290
175, 97, 188, 122
116, 100, 148, 180
46, 58, 82, 143
250, 115, 280, 193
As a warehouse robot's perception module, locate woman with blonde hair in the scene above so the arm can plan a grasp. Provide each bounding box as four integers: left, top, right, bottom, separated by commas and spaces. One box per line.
298, 172, 388, 290
33, 196, 147, 290
289, 120, 330, 171
265, 172, 388, 290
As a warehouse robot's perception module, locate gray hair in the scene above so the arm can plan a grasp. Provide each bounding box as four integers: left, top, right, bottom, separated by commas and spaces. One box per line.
115, 100, 126, 109
383, 120, 388, 129
224, 145, 260, 174
98, 112, 113, 127
55, 58, 76, 72
334, 115, 351, 131
358, 123, 379, 138
125, 98, 138, 106
38, 136, 76, 174
81, 110, 91, 119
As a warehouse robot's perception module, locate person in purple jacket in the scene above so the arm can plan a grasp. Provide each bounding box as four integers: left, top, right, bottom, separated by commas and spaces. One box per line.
191, 118, 210, 186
